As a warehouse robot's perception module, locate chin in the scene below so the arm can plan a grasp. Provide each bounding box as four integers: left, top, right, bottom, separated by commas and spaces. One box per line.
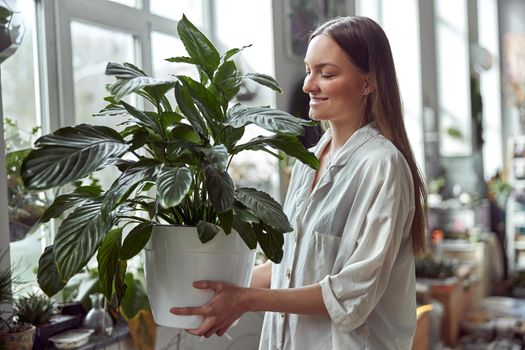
309, 112, 330, 121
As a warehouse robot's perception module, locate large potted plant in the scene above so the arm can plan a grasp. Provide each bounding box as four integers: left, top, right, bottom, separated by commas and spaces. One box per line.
21, 15, 318, 328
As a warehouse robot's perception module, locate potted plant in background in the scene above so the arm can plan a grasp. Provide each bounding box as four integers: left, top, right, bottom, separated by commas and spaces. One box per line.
21, 15, 318, 328
14, 292, 63, 350
0, 253, 35, 350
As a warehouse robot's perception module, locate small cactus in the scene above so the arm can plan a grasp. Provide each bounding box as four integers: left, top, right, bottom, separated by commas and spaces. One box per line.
15, 292, 57, 325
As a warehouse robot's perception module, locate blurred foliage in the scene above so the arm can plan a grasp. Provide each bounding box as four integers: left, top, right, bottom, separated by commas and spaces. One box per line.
415, 254, 457, 279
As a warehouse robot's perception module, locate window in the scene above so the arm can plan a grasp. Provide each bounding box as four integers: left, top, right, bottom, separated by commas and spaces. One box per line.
356, 0, 425, 172
1, 0, 43, 287
150, 0, 203, 25
435, 0, 471, 157
71, 21, 136, 127
1, 0, 278, 288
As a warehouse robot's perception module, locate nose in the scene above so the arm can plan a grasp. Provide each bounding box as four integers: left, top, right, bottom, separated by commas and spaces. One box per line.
303, 73, 318, 94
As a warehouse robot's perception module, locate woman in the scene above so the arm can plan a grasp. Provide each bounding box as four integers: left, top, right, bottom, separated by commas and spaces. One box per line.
170, 16, 427, 350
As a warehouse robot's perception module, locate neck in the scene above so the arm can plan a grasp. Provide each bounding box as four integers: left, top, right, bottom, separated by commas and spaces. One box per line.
328, 117, 364, 152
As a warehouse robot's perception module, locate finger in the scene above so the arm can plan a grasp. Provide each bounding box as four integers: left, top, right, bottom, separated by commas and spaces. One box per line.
216, 324, 231, 337
169, 306, 206, 316
193, 280, 221, 291
186, 318, 215, 337
205, 326, 220, 338
185, 328, 202, 336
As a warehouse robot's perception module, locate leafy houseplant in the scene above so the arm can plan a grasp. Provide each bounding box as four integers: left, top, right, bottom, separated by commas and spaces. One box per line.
15, 292, 57, 326
21, 15, 319, 305
0, 254, 35, 349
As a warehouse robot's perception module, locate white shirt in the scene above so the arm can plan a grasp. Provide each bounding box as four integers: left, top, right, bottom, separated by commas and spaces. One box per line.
259, 123, 417, 350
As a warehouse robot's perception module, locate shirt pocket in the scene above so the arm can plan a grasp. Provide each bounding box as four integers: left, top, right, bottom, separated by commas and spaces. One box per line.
305, 231, 341, 283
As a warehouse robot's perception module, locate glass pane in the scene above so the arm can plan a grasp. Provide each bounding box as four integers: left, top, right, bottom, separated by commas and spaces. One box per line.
108, 0, 140, 8
436, 0, 471, 156
1, 0, 43, 289
382, 0, 424, 171
150, 0, 202, 25
71, 21, 135, 127
1, 1, 39, 140
151, 31, 198, 108
151, 31, 197, 80
71, 21, 136, 190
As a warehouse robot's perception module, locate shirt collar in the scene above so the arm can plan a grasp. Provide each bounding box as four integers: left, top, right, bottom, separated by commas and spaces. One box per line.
314, 122, 381, 169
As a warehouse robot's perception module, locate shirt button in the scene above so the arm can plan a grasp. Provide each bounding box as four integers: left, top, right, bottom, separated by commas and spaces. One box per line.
280, 312, 285, 319
286, 269, 291, 279
294, 233, 298, 242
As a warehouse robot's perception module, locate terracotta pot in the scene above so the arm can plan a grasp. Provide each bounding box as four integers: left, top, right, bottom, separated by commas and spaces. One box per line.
0, 325, 35, 350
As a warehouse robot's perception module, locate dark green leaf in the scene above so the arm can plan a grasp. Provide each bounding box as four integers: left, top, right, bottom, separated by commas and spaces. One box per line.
233, 202, 259, 223
37, 246, 66, 297
169, 124, 200, 143
217, 125, 244, 150
94, 103, 128, 117
160, 111, 183, 130
40, 186, 101, 223
177, 76, 223, 122
205, 167, 234, 213
97, 227, 122, 299
218, 209, 233, 235
0, 6, 12, 24
108, 77, 173, 101
120, 125, 142, 138
197, 220, 222, 243
121, 101, 164, 136
143, 82, 177, 106
156, 166, 192, 208
54, 201, 109, 282
232, 218, 257, 249
106, 62, 145, 79
226, 104, 311, 135
114, 159, 135, 173
245, 73, 282, 93
235, 134, 320, 169
174, 82, 208, 138
165, 56, 199, 64
222, 44, 252, 62
213, 61, 241, 102
103, 159, 159, 213
201, 144, 228, 171
115, 260, 127, 306
166, 139, 200, 159
177, 15, 220, 77
129, 130, 148, 151
235, 188, 292, 233
120, 223, 153, 260
21, 124, 129, 190
253, 223, 284, 263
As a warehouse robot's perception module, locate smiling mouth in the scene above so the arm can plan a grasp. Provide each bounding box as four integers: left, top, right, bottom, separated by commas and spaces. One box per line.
310, 97, 328, 103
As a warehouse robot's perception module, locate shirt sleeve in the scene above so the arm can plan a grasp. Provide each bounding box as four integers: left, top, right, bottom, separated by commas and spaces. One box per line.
318, 152, 415, 334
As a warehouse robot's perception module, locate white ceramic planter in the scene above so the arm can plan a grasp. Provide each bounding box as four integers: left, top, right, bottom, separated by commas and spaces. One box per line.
144, 225, 256, 329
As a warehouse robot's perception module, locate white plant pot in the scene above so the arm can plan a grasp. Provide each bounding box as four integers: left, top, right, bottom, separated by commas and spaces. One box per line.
144, 225, 256, 329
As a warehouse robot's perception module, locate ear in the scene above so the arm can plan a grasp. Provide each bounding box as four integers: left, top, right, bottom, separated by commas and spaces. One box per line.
362, 74, 375, 95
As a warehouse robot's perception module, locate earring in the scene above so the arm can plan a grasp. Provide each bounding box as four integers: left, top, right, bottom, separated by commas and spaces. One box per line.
363, 88, 369, 94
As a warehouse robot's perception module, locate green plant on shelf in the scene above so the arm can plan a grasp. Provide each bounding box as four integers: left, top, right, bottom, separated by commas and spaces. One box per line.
14, 292, 57, 326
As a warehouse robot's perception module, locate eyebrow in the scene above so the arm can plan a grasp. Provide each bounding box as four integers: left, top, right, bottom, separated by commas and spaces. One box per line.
304, 62, 340, 69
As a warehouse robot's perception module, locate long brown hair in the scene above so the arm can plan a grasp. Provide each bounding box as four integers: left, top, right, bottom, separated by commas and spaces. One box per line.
311, 16, 428, 256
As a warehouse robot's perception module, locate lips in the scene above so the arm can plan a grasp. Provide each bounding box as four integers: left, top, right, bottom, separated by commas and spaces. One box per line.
309, 96, 328, 104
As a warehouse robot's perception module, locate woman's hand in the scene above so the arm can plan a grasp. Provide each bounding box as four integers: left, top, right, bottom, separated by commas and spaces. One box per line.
169, 280, 249, 338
